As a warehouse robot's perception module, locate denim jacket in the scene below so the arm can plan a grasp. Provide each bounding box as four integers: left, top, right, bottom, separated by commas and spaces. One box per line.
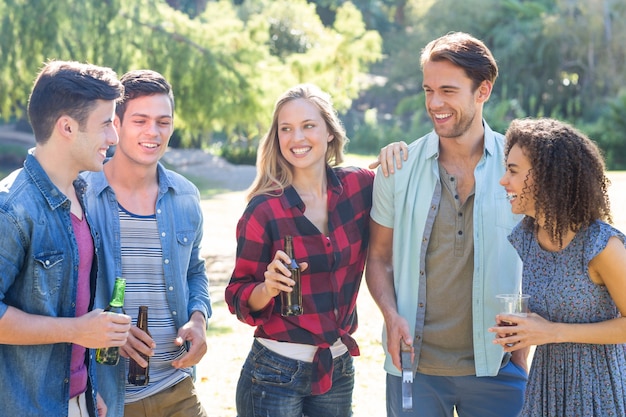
0, 154, 99, 417
82, 162, 211, 417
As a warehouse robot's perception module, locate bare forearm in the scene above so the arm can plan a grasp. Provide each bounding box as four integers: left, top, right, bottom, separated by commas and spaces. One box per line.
552, 317, 626, 345
365, 258, 399, 320
0, 306, 80, 345
247, 283, 275, 312
0, 305, 130, 348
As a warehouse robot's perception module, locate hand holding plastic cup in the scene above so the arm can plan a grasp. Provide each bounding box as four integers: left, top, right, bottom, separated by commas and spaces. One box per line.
496, 293, 530, 346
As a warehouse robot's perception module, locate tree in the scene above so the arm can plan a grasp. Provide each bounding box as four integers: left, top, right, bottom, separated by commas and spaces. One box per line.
0, 0, 381, 150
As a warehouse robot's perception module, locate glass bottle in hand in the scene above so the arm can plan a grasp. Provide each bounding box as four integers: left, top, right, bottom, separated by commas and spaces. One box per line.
128, 305, 150, 385
96, 277, 126, 365
281, 235, 303, 316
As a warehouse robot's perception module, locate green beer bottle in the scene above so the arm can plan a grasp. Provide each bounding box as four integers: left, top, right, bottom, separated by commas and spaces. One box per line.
96, 277, 126, 365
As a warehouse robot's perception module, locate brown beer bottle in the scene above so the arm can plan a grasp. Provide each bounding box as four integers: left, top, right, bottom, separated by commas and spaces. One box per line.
128, 305, 150, 385
96, 277, 126, 365
280, 235, 303, 316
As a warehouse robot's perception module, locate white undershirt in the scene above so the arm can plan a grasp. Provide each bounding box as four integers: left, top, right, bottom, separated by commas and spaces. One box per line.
256, 337, 348, 362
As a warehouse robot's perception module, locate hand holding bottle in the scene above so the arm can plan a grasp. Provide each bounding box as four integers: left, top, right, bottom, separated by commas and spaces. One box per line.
71, 308, 131, 349
120, 322, 156, 367
127, 306, 152, 385
248, 242, 309, 313
262, 251, 309, 298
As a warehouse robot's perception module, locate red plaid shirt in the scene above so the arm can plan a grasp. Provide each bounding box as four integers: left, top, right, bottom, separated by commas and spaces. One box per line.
225, 165, 374, 395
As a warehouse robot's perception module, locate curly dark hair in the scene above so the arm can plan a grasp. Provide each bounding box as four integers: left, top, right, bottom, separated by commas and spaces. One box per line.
504, 118, 612, 248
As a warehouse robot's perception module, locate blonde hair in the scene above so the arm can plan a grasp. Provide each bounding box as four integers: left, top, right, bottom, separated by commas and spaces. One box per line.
246, 84, 347, 201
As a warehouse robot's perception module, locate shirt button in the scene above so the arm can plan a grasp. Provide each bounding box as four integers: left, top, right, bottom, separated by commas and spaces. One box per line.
172, 311, 177, 316
45, 260, 50, 266
169, 286, 174, 291
164, 259, 169, 264
64, 378, 69, 384
418, 303, 424, 308
157, 209, 161, 214
183, 237, 188, 243
161, 232, 166, 237
458, 230, 463, 235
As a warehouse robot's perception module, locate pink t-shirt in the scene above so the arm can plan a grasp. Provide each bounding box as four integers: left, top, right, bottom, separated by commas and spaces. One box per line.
69, 213, 93, 398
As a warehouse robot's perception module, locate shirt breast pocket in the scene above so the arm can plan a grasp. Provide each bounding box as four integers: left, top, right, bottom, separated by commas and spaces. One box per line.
344, 214, 369, 265
33, 251, 64, 301
176, 230, 195, 257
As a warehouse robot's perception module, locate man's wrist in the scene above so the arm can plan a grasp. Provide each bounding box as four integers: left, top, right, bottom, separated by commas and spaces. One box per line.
190, 310, 206, 326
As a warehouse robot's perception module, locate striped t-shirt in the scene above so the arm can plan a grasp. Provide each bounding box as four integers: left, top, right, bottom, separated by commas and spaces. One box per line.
118, 205, 192, 403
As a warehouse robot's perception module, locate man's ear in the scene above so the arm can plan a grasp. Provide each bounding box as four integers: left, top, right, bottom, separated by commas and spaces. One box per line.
56, 115, 78, 140
476, 80, 493, 104
113, 114, 122, 131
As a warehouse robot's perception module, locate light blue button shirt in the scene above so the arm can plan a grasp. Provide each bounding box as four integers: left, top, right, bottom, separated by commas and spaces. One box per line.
371, 121, 523, 377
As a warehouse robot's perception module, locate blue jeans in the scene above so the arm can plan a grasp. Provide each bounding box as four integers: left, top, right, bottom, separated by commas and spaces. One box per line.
236, 339, 355, 417
386, 360, 527, 417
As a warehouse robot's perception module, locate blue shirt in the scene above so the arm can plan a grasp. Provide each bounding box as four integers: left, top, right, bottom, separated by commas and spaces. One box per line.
0, 154, 99, 417
82, 162, 211, 417
371, 122, 524, 377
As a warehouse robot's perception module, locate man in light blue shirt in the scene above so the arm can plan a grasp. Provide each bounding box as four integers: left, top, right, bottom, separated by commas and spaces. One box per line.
366, 32, 527, 417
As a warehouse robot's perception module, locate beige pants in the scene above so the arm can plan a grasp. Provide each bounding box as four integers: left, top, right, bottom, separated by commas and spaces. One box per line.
124, 377, 208, 417
68, 392, 88, 417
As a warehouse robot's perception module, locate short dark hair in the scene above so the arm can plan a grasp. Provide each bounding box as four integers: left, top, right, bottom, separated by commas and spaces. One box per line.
27, 60, 123, 143
421, 32, 498, 91
115, 70, 174, 122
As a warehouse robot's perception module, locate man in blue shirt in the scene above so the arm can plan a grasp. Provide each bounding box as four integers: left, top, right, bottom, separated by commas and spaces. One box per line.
83, 69, 211, 417
366, 33, 528, 417
0, 61, 131, 417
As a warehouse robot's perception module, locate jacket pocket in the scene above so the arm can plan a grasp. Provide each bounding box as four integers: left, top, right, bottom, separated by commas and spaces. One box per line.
33, 251, 64, 300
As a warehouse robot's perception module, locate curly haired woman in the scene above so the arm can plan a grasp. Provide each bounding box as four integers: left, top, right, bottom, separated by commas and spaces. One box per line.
492, 117, 626, 416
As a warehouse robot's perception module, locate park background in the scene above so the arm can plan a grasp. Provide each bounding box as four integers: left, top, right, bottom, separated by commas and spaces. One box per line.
1, 0, 626, 170
1, 0, 625, 415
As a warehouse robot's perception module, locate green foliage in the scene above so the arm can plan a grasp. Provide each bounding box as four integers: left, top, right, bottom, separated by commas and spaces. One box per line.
0, 0, 380, 153
1, 0, 626, 167
587, 92, 626, 170
219, 141, 258, 165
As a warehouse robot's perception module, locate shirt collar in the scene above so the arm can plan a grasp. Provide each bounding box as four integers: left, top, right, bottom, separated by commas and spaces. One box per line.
24, 153, 70, 210
425, 119, 497, 160
87, 160, 173, 197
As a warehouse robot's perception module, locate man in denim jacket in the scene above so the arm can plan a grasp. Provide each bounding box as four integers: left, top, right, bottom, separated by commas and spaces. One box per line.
0, 61, 131, 416
83, 70, 211, 417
